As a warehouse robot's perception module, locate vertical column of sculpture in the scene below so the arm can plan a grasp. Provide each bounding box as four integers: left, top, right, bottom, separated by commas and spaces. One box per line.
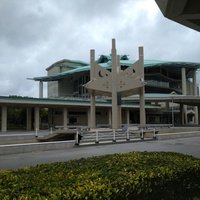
90, 49, 96, 129
117, 55, 122, 127
139, 47, 146, 127
111, 39, 119, 129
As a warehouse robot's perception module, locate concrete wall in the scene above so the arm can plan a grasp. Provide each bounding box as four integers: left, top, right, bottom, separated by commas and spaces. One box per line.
58, 77, 74, 97
47, 66, 60, 98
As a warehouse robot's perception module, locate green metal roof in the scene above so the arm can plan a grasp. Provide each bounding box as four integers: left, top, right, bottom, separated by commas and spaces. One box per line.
31, 58, 200, 82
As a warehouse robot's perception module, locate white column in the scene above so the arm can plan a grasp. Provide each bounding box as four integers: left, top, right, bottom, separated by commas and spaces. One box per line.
90, 93, 96, 129
26, 107, 32, 131
118, 106, 122, 127
111, 39, 120, 129
108, 109, 112, 128
139, 47, 146, 127
181, 67, 187, 124
87, 108, 91, 128
90, 50, 96, 129
63, 107, 68, 129
193, 70, 197, 95
126, 109, 130, 126
1, 106, 7, 132
34, 107, 40, 131
181, 67, 187, 95
39, 81, 43, 98
193, 70, 198, 124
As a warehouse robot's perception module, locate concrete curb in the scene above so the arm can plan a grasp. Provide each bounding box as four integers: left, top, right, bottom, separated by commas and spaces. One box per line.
0, 133, 36, 141
157, 131, 200, 140
0, 140, 75, 155
1, 131, 200, 155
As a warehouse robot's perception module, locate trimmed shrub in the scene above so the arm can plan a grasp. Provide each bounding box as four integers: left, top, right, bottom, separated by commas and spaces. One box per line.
0, 152, 200, 199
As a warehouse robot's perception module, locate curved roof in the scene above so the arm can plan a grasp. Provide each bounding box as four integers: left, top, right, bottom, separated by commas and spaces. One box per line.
46, 59, 89, 71
31, 59, 200, 82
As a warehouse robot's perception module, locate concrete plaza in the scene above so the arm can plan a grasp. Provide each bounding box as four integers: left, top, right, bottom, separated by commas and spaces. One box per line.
0, 136, 200, 170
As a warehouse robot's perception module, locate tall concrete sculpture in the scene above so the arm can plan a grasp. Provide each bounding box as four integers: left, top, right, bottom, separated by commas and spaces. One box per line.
85, 39, 146, 129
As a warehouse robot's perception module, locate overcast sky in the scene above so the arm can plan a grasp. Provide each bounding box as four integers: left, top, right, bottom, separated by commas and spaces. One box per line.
0, 0, 200, 98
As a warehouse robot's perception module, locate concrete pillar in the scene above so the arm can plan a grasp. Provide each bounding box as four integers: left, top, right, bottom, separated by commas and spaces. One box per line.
181, 67, 188, 124
118, 106, 122, 128
180, 103, 184, 125
181, 67, 187, 95
63, 107, 68, 129
48, 108, 54, 128
1, 106, 7, 132
34, 107, 40, 131
140, 87, 146, 127
26, 107, 32, 131
90, 94, 96, 129
139, 47, 146, 127
111, 39, 120, 129
126, 109, 130, 126
193, 70, 199, 124
39, 81, 43, 98
87, 108, 91, 128
90, 49, 96, 129
193, 70, 197, 95
198, 105, 200, 124
108, 109, 112, 128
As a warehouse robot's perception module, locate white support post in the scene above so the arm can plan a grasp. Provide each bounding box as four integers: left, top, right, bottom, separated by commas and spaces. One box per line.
63, 107, 68, 130
1, 106, 7, 132
108, 109, 112, 128
34, 107, 40, 131
26, 107, 32, 131
75, 130, 79, 145
141, 128, 144, 140
139, 47, 146, 127
111, 39, 120, 129
90, 49, 96, 129
126, 110, 130, 126
126, 127, 130, 141
39, 81, 43, 98
35, 128, 38, 137
113, 129, 116, 142
95, 130, 99, 143
193, 70, 199, 124
181, 67, 188, 124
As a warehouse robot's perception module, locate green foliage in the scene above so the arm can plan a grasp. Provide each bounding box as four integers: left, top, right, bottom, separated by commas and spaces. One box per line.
0, 152, 200, 199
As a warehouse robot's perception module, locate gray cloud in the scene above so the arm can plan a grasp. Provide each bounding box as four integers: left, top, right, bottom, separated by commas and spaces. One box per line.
0, 0, 200, 97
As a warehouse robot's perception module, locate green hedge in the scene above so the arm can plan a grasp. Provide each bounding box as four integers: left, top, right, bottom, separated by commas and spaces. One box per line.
0, 152, 200, 199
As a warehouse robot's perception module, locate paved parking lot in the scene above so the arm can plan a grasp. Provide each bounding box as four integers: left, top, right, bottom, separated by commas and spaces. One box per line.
0, 136, 200, 170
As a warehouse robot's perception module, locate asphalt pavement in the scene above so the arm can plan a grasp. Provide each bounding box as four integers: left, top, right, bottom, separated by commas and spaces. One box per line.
0, 136, 200, 170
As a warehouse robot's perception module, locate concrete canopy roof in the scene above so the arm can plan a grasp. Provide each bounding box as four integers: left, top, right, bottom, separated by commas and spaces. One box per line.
31, 59, 200, 82
1, 94, 200, 107
155, 0, 200, 32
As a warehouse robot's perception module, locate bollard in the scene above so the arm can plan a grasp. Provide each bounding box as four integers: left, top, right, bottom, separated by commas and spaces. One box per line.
35, 128, 38, 138
126, 128, 130, 141
95, 130, 99, 143
75, 130, 79, 145
141, 128, 144, 140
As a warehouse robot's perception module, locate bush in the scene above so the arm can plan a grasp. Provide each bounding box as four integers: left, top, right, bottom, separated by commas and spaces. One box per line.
0, 152, 200, 199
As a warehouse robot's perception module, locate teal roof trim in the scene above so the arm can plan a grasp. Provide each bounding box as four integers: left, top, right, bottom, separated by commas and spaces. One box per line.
32, 59, 200, 82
